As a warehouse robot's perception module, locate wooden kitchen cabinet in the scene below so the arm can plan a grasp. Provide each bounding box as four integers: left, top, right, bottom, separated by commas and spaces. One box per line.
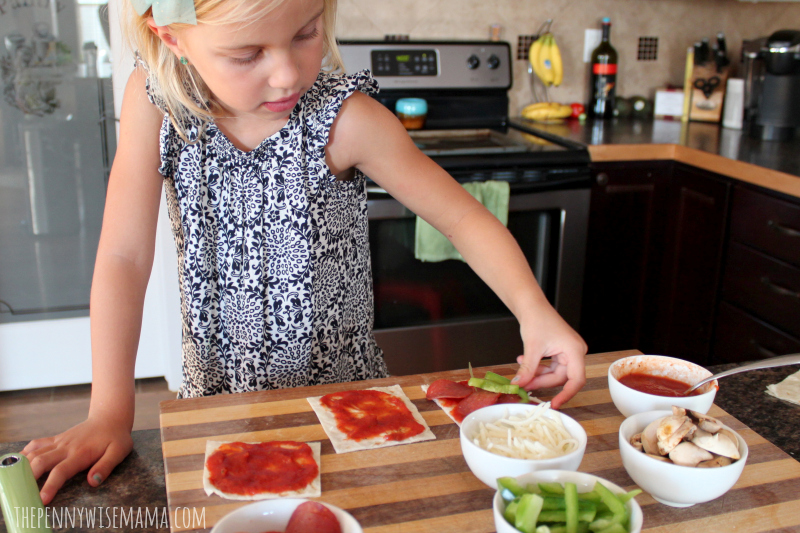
581, 161, 730, 365
651, 163, 731, 363
711, 185, 800, 364
580, 160, 671, 355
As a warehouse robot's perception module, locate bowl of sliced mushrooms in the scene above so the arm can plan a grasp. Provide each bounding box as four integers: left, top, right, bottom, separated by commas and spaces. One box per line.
619, 406, 747, 507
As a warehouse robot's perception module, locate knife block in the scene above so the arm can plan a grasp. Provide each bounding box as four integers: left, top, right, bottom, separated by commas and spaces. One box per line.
689, 64, 730, 123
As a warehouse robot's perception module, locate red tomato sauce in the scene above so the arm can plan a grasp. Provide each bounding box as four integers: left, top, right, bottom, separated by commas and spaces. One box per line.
618, 372, 700, 397
320, 390, 425, 442
206, 441, 318, 496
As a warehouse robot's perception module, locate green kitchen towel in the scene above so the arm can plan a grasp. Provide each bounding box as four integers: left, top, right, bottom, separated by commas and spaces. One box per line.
415, 180, 510, 262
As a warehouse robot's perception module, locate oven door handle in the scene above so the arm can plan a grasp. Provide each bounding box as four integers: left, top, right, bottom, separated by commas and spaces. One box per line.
367, 193, 553, 220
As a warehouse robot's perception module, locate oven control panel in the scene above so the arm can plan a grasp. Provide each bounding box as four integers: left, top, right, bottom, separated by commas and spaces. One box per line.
339, 41, 511, 90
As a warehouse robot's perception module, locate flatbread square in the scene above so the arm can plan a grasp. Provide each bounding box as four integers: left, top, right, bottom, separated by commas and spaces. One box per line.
203, 440, 321, 500
308, 384, 436, 453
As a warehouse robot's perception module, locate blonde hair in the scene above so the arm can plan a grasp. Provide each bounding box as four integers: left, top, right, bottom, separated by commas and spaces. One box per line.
122, 0, 343, 140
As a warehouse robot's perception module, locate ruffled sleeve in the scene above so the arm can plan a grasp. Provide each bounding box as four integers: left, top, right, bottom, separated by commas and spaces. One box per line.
134, 53, 191, 178
301, 69, 379, 155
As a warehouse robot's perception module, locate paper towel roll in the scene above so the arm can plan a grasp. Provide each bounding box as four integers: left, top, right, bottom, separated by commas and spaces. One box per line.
0, 453, 52, 533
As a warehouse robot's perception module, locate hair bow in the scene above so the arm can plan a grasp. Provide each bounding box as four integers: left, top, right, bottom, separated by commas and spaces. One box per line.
130, 0, 197, 26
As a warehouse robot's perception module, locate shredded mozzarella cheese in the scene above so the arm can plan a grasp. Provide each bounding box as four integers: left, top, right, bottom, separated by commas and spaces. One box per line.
473, 402, 579, 460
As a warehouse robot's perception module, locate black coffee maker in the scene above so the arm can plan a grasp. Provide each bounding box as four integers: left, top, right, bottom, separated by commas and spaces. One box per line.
743, 29, 800, 141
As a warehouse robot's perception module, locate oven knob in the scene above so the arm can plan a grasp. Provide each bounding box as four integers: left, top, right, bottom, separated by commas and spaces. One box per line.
467, 54, 480, 69
487, 54, 501, 69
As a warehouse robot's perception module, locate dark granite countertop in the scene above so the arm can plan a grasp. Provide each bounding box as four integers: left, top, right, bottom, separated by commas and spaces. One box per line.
0, 363, 797, 532
0, 429, 168, 532
510, 117, 800, 179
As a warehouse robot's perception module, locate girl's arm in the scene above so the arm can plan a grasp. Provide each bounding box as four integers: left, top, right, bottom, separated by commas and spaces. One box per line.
327, 92, 587, 407
21, 67, 165, 504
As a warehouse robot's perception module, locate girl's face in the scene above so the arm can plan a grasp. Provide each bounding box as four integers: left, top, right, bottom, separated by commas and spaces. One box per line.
168, 0, 325, 121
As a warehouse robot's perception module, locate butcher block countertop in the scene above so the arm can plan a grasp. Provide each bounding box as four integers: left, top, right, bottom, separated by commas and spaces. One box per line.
1, 350, 798, 532
157, 350, 800, 533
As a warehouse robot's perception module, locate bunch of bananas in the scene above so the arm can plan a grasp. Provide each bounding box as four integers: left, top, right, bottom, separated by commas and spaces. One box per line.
529, 32, 563, 87
521, 102, 573, 121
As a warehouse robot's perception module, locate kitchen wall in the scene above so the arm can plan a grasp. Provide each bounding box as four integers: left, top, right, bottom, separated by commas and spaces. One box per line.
336, 0, 800, 114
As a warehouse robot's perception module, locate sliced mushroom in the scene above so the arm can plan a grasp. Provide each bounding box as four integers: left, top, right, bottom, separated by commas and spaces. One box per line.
630, 433, 644, 452
687, 410, 723, 433
690, 428, 741, 460
656, 415, 696, 455
697, 455, 733, 468
672, 406, 687, 417
642, 418, 661, 455
668, 441, 713, 467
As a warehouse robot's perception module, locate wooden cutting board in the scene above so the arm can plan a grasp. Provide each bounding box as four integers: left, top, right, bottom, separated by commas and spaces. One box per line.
159, 350, 800, 532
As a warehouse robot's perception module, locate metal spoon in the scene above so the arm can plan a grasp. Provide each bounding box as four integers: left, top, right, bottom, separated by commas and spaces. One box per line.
683, 353, 800, 395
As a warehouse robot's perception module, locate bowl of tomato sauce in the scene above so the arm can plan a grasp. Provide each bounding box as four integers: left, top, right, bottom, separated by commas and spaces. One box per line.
608, 355, 718, 417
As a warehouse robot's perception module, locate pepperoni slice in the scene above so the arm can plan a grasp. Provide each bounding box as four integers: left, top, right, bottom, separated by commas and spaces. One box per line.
206, 441, 318, 496
285, 501, 342, 533
453, 390, 501, 422
425, 379, 474, 400
496, 393, 522, 404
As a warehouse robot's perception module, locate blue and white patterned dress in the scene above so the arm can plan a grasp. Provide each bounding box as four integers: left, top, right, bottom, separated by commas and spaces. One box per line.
142, 65, 389, 398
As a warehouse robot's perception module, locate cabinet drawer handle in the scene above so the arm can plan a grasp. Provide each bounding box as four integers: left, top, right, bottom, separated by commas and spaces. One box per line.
767, 219, 800, 238
749, 339, 777, 358
596, 172, 609, 186
760, 276, 800, 299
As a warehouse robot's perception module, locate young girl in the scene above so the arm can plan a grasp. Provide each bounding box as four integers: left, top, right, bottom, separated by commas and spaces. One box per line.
22, 0, 587, 504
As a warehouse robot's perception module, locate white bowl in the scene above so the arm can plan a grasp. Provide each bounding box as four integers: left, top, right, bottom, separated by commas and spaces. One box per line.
210, 498, 362, 533
619, 410, 748, 507
493, 470, 643, 533
608, 355, 718, 417
460, 403, 587, 489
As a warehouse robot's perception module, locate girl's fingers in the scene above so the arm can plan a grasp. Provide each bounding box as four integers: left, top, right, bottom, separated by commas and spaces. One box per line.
22, 437, 55, 456
27, 445, 68, 480
88, 441, 131, 488
550, 375, 586, 409
39, 456, 91, 506
512, 354, 544, 388
527, 369, 568, 390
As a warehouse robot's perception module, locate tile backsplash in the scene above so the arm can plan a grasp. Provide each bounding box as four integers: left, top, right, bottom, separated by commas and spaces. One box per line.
336, 0, 800, 115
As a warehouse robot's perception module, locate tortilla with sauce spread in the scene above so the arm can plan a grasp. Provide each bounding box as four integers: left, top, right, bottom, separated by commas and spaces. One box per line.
203, 440, 321, 500
308, 385, 436, 453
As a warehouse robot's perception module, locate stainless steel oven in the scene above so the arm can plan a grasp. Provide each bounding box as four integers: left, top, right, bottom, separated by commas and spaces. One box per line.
339, 41, 591, 375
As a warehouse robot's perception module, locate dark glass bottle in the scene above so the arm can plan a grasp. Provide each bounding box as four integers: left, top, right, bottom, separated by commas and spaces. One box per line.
589, 18, 618, 119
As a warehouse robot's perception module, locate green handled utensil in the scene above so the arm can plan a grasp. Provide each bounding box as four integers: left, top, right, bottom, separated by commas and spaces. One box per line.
0, 453, 52, 533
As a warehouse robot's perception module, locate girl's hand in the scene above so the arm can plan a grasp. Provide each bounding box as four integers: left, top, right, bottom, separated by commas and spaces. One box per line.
511, 308, 588, 409
21, 416, 133, 505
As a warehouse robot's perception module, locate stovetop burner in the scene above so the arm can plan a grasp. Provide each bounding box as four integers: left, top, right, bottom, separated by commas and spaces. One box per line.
409, 129, 528, 156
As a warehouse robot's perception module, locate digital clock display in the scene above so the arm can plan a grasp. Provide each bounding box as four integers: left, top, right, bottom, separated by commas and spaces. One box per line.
371, 49, 438, 76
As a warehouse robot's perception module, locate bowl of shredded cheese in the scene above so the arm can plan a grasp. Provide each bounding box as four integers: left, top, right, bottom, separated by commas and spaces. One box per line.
460, 402, 587, 489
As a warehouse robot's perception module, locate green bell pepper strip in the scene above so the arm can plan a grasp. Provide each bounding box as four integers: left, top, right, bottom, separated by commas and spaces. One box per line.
537, 508, 596, 524
565, 482, 579, 533
515, 493, 545, 533
542, 498, 597, 513
617, 489, 642, 504
504, 499, 519, 524
466, 377, 520, 394
497, 476, 528, 498
595, 523, 626, 533
538, 482, 566, 495
484, 371, 512, 384
593, 482, 628, 526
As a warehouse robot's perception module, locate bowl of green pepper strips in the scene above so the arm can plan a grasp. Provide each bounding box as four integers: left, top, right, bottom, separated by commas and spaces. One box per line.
493, 470, 643, 533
